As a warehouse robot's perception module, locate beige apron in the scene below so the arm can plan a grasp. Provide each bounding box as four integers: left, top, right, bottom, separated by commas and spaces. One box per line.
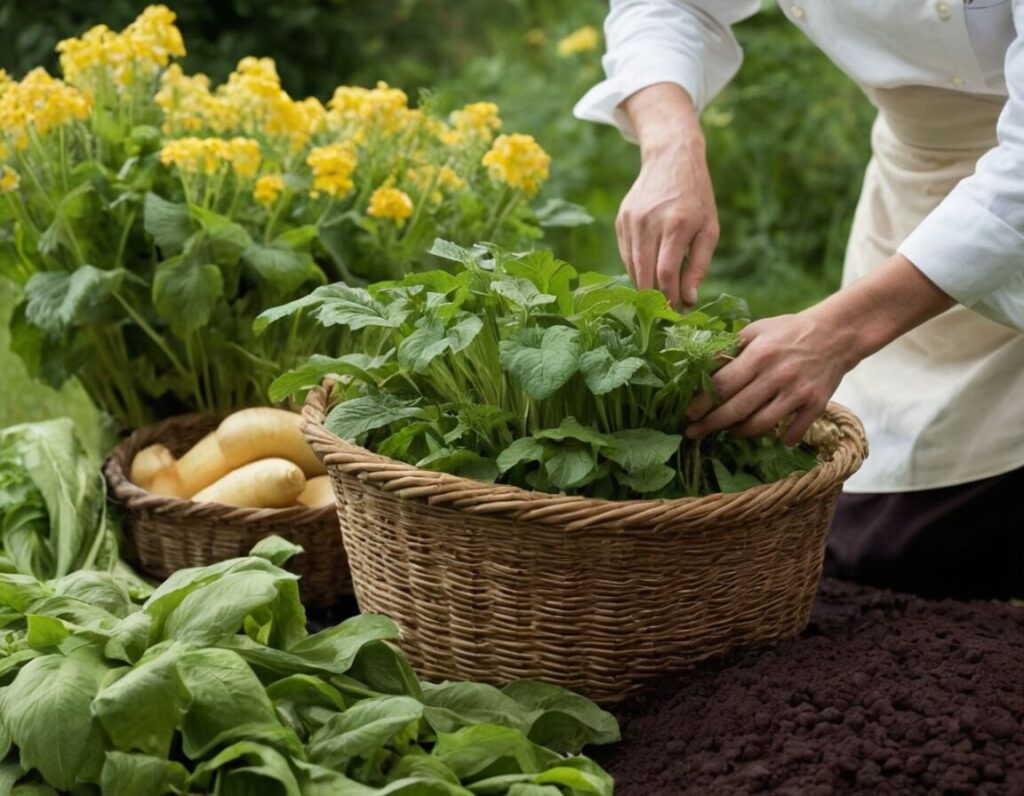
834, 85, 1024, 493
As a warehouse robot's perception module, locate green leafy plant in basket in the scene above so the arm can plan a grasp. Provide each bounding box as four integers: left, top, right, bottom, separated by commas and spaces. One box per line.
0, 6, 587, 429
261, 240, 820, 498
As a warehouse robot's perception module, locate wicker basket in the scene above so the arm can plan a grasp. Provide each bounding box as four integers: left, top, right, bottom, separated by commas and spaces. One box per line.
104, 413, 351, 607
302, 386, 867, 703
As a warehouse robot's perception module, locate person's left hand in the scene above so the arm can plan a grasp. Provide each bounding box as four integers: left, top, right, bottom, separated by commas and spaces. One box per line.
685, 310, 856, 446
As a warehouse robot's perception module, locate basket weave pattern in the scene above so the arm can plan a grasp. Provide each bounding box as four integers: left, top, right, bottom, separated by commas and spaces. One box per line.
105, 413, 350, 607
303, 387, 867, 702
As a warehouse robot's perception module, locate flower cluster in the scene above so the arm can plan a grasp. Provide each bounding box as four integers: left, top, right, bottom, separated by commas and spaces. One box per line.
368, 182, 415, 222
557, 25, 601, 57
0, 68, 91, 151
482, 133, 551, 195
160, 136, 261, 177
306, 142, 358, 198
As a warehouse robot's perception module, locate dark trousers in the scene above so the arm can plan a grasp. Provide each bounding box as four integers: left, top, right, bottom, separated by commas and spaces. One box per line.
824, 466, 1024, 601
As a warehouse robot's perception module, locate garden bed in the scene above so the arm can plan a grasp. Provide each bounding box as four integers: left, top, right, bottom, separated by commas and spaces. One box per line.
601, 578, 1024, 795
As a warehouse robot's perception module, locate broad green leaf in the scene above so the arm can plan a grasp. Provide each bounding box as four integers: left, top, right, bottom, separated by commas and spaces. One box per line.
54, 571, 133, 618
152, 257, 223, 338
428, 238, 477, 266
24, 614, 68, 647
265, 674, 347, 711
190, 741, 301, 796
316, 286, 408, 330
176, 648, 278, 758
617, 463, 676, 494
103, 611, 152, 664
491, 278, 556, 310
23, 266, 124, 336
579, 348, 646, 396
324, 394, 422, 441
533, 418, 611, 449
162, 570, 282, 645
99, 752, 189, 796
421, 682, 531, 735
416, 449, 499, 482
533, 198, 594, 229
710, 459, 763, 493
501, 681, 620, 753
144, 193, 191, 255
398, 315, 482, 372
606, 429, 682, 475
242, 243, 317, 301
189, 204, 252, 265
92, 646, 189, 758
496, 438, 545, 474
306, 696, 423, 769
499, 326, 580, 401
250, 535, 304, 567
287, 614, 400, 673
253, 284, 333, 334
544, 446, 595, 491
504, 251, 576, 315
0, 648, 110, 790
433, 725, 556, 781
0, 573, 48, 612
344, 639, 423, 699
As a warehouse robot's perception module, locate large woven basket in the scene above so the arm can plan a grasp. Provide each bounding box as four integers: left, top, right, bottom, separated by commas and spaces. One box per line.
302, 386, 867, 703
105, 413, 351, 608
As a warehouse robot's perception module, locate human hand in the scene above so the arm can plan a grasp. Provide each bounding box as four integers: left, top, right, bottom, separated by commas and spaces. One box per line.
684, 311, 855, 446
618, 83, 719, 308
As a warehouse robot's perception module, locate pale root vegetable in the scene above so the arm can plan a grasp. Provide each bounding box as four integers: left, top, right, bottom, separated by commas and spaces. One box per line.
173, 431, 235, 497
147, 466, 188, 499
296, 475, 334, 508
192, 457, 306, 508
129, 444, 176, 488
216, 408, 326, 477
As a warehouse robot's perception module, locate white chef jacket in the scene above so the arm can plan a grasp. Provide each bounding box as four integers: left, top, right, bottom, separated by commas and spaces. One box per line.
574, 0, 1024, 332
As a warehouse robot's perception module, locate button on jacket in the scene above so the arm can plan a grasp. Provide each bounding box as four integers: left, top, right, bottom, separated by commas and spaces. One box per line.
574, 0, 1024, 331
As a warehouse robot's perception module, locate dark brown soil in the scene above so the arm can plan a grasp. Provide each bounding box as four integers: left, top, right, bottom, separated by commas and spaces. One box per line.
602, 578, 1024, 795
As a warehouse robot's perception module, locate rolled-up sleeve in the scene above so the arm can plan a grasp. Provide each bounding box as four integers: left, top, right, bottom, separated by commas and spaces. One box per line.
898, 1, 1024, 331
573, 0, 760, 142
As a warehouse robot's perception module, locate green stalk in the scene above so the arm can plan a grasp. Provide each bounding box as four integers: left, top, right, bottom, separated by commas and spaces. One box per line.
112, 292, 187, 376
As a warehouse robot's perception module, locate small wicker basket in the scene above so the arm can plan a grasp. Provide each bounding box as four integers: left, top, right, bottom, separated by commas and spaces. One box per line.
104, 413, 351, 607
302, 385, 867, 703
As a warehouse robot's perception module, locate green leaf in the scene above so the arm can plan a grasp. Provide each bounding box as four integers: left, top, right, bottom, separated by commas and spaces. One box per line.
533, 198, 594, 228
496, 438, 545, 474
606, 429, 682, 475
428, 238, 477, 266
162, 570, 284, 645
99, 752, 189, 796
253, 284, 334, 334
0, 648, 110, 790
152, 257, 223, 338
617, 463, 676, 494
250, 535, 304, 567
92, 646, 189, 758
306, 696, 424, 770
242, 243, 317, 301
316, 286, 409, 330
491, 278, 556, 310
415, 449, 499, 481
176, 648, 278, 758
268, 353, 389, 403
287, 614, 400, 673
54, 571, 134, 618
710, 459, 763, 493
500, 326, 580, 400
325, 394, 422, 441
544, 446, 595, 491
501, 681, 620, 753
25, 614, 69, 646
398, 315, 482, 372
265, 674, 347, 711
433, 725, 555, 781
421, 682, 532, 736
188, 204, 252, 265
533, 418, 612, 449
143, 193, 192, 255
23, 266, 124, 336
578, 348, 646, 396
504, 251, 577, 315
191, 741, 302, 796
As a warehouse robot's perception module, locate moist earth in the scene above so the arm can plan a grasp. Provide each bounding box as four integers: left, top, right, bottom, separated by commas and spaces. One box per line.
602, 578, 1024, 795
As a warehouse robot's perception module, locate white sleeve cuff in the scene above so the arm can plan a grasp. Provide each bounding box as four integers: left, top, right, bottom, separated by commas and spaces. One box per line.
572, 53, 705, 143
898, 186, 1024, 307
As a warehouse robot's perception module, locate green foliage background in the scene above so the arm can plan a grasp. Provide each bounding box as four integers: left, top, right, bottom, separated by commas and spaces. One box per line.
0, 0, 873, 435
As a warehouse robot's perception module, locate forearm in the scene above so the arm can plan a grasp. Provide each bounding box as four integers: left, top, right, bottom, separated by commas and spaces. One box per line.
621, 83, 704, 158
806, 253, 957, 369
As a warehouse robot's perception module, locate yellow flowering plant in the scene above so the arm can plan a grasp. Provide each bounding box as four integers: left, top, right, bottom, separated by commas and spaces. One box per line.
0, 6, 585, 429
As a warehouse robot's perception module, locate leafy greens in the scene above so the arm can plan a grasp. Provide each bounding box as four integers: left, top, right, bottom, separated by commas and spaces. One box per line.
261, 241, 820, 498
0, 537, 618, 795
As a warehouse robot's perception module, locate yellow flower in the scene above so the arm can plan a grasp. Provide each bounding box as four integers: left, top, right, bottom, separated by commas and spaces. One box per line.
156, 64, 214, 133
0, 165, 19, 193
0, 68, 91, 146
306, 142, 357, 197
254, 174, 285, 205
451, 102, 502, 138
368, 183, 414, 222
226, 137, 261, 177
557, 25, 601, 57
58, 5, 184, 88
481, 133, 551, 195
438, 166, 466, 191
328, 81, 410, 136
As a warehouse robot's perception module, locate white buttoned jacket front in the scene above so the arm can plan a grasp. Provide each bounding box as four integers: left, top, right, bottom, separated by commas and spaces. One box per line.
574, 0, 1024, 332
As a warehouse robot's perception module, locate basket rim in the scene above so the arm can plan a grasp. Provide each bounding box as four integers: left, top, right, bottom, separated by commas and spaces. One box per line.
301, 383, 868, 532
104, 411, 336, 524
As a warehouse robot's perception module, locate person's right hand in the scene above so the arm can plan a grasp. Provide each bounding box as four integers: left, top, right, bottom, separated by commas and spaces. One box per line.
617, 83, 719, 308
